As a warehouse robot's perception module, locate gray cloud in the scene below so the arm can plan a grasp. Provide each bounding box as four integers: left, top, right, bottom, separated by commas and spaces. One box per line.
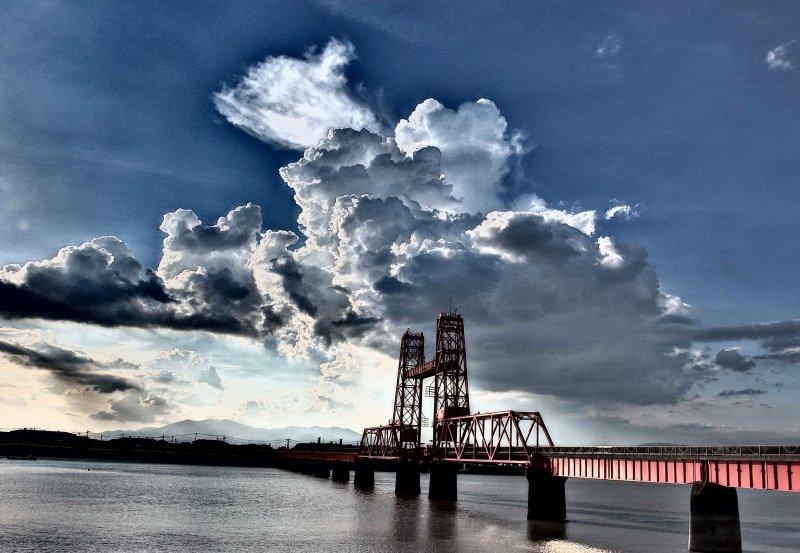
717, 388, 767, 398
0, 211, 264, 336
90, 390, 169, 423
692, 320, 800, 342
755, 349, 800, 364
198, 366, 223, 390
714, 349, 755, 372
0, 339, 137, 393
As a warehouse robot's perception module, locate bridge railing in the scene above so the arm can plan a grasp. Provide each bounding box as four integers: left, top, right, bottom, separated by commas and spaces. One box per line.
537, 445, 800, 459
437, 410, 555, 464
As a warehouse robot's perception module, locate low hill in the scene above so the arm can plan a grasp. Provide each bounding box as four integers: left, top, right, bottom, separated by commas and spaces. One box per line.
102, 419, 361, 445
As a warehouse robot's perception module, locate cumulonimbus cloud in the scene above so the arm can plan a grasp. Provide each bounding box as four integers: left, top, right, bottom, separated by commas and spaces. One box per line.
2, 39, 799, 414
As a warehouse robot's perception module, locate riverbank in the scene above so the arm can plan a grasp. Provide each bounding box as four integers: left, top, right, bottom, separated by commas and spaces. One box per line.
0, 429, 293, 467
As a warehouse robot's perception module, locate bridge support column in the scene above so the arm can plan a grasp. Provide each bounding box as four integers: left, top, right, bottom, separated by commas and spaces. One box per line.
354, 461, 374, 491
429, 462, 458, 501
331, 463, 350, 483
313, 462, 330, 478
688, 482, 741, 553
395, 461, 421, 496
526, 465, 566, 522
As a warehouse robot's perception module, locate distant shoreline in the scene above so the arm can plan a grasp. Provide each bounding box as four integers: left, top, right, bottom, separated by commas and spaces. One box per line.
0, 428, 320, 469
0, 429, 525, 475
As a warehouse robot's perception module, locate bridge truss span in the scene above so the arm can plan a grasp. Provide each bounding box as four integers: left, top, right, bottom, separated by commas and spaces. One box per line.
438, 410, 555, 464
541, 445, 800, 492
359, 424, 405, 459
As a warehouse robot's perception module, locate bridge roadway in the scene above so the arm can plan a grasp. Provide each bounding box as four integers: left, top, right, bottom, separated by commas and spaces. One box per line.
277, 445, 800, 492
277, 441, 799, 553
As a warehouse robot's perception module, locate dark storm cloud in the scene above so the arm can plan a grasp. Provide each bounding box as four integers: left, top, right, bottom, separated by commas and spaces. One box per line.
0, 279, 252, 335
372, 275, 413, 295
755, 350, 800, 364
717, 388, 767, 398
0, 229, 259, 336
0, 339, 137, 393
714, 349, 756, 372
332, 311, 382, 328
761, 334, 800, 352
268, 256, 318, 317
692, 320, 800, 342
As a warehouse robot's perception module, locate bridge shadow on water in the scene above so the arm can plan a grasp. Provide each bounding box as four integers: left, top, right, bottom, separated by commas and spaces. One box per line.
341, 472, 799, 553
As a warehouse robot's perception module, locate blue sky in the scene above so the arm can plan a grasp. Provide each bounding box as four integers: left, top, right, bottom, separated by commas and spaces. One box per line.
0, 1, 799, 443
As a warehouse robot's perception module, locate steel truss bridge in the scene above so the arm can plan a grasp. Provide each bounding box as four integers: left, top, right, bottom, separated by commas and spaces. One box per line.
281, 312, 799, 552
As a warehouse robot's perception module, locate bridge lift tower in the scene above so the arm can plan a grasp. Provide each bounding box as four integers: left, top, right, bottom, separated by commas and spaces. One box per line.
372, 312, 472, 455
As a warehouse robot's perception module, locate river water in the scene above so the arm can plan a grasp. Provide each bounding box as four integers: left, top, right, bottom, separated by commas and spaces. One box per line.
0, 459, 797, 552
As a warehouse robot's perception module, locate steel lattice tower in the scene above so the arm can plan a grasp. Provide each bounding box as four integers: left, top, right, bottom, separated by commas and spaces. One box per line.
432, 313, 470, 446
392, 330, 424, 450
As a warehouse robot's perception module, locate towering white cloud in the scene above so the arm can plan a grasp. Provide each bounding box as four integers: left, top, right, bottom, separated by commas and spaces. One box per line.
240, 124, 702, 405
214, 39, 380, 149
395, 98, 522, 213
4, 38, 799, 426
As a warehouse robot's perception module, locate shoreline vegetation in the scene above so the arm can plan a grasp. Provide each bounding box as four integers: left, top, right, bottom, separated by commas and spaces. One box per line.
0, 429, 524, 475
0, 428, 334, 468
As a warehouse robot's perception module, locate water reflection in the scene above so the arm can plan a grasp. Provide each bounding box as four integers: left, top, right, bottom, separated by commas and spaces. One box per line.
428, 500, 457, 536
0, 461, 797, 553
527, 519, 567, 540
391, 495, 421, 542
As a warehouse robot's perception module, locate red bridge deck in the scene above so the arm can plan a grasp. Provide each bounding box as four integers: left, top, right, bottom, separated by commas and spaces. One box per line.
541, 445, 800, 492
276, 450, 358, 463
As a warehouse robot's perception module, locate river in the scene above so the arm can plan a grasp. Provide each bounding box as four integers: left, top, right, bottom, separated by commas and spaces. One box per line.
0, 459, 797, 552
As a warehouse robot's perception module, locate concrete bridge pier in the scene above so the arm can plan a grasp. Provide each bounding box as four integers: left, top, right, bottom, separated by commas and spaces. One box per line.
395, 461, 421, 496
331, 463, 350, 483
313, 462, 330, 478
525, 464, 567, 522
689, 481, 742, 553
428, 462, 458, 501
353, 461, 374, 491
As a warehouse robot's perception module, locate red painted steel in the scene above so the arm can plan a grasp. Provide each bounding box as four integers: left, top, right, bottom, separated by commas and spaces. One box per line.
403, 359, 436, 379
430, 314, 470, 436
391, 331, 425, 450
359, 424, 405, 459
360, 311, 471, 456
356, 311, 800, 493
437, 410, 554, 464
276, 450, 358, 463
543, 447, 800, 492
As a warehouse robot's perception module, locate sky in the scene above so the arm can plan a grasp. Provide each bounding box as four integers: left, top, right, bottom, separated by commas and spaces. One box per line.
1, 1, 799, 444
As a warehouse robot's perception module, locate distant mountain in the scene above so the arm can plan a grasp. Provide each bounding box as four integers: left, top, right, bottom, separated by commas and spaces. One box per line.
103, 418, 362, 445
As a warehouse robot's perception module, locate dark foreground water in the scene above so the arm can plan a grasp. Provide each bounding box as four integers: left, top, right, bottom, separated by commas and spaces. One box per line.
0, 459, 797, 552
